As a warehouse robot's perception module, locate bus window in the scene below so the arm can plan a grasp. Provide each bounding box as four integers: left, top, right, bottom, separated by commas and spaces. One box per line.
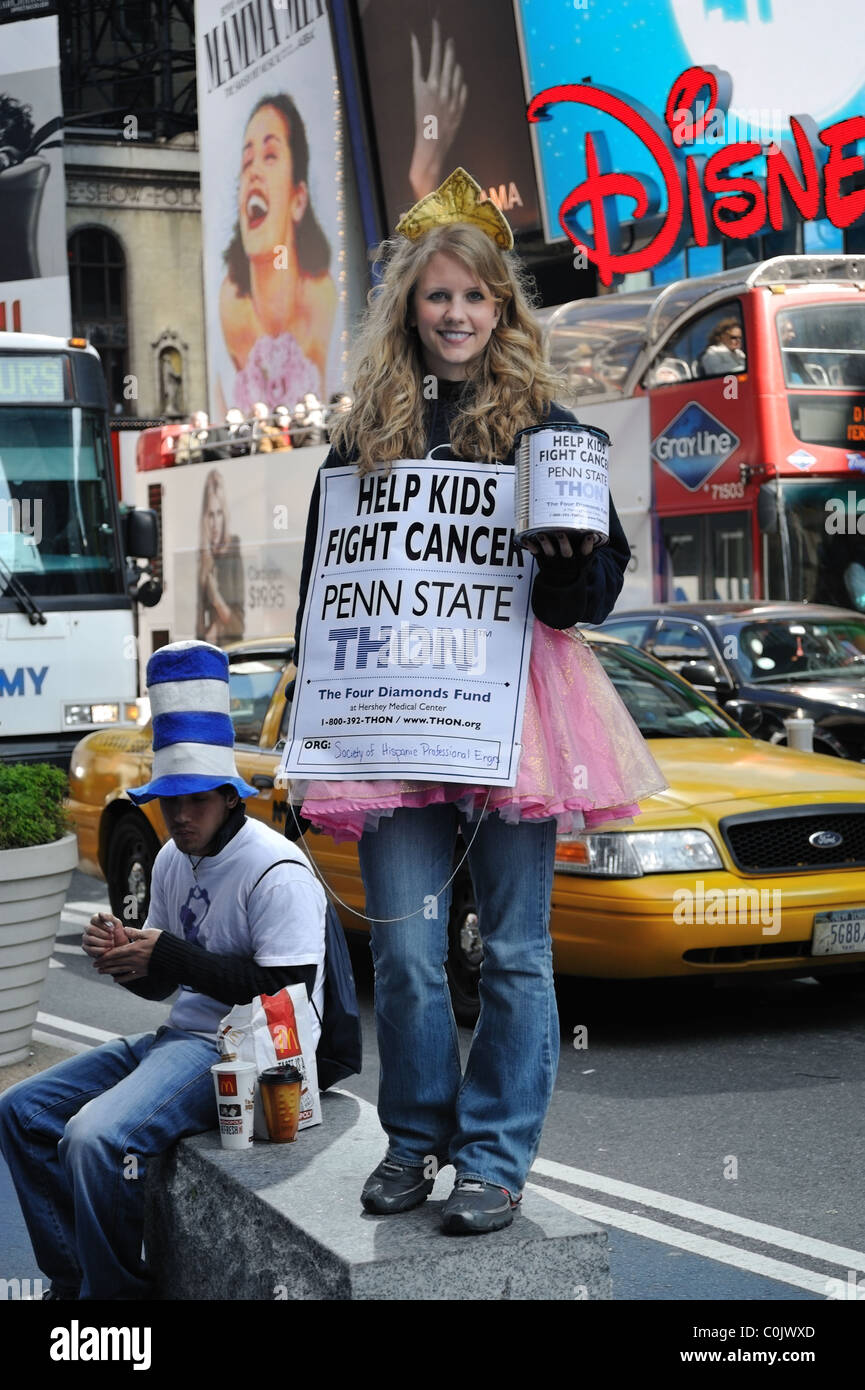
662, 513, 751, 601
647, 302, 746, 385
768, 478, 865, 609
696, 310, 746, 379
0, 406, 121, 597
710, 514, 751, 601
661, 520, 700, 601
778, 305, 865, 391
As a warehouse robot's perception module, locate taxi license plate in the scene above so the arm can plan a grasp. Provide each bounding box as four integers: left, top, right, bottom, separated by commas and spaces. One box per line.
812, 909, 865, 956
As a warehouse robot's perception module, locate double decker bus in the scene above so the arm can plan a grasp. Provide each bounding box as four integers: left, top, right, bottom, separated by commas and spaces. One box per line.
0, 332, 161, 766
543, 255, 865, 610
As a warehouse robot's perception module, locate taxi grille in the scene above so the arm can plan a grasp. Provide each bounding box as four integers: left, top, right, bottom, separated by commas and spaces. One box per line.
720, 806, 865, 874
683, 941, 811, 964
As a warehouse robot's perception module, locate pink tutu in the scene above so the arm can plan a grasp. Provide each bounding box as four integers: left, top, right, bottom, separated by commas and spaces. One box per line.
295, 623, 667, 842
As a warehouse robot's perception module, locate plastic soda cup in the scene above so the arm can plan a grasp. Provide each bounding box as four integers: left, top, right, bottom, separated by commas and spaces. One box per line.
211, 1061, 257, 1149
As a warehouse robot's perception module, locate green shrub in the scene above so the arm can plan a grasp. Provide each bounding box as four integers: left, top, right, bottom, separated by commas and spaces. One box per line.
0, 764, 70, 850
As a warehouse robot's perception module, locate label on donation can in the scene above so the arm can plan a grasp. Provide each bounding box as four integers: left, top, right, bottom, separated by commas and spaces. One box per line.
514, 422, 610, 543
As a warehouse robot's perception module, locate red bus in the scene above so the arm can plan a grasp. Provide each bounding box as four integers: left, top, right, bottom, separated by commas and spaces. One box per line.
542, 255, 865, 611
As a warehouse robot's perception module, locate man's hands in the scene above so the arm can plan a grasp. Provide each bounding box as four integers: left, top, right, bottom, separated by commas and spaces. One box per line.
82, 912, 127, 959
83, 913, 161, 984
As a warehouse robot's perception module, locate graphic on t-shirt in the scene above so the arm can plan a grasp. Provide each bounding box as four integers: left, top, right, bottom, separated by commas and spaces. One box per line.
179, 885, 212, 944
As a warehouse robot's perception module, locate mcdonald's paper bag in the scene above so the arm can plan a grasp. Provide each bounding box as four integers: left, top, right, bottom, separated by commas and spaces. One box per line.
217, 984, 321, 1137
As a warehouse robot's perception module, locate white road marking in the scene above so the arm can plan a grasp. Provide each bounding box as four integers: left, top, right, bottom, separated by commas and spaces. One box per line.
52, 942, 81, 955
531, 1156, 865, 1272
48, 959, 65, 969
35, 1012, 121, 1043
525, 1183, 830, 1295
31, 1030, 92, 1055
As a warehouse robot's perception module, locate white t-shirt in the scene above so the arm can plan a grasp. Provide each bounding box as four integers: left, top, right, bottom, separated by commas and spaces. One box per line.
144, 818, 326, 1040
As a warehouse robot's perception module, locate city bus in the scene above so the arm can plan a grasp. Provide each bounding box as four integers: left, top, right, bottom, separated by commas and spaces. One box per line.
0, 332, 161, 766
543, 255, 865, 610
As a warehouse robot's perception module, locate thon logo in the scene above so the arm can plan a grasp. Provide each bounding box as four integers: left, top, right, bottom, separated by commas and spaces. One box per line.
179, 885, 211, 944
651, 403, 740, 491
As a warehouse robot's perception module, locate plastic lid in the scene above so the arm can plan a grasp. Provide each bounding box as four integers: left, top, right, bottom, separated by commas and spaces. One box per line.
259, 1065, 303, 1085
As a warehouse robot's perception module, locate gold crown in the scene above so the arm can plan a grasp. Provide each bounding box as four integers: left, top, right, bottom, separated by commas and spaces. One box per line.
395, 168, 514, 251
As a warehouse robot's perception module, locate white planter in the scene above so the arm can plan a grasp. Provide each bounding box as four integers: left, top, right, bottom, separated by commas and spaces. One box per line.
0, 833, 78, 1067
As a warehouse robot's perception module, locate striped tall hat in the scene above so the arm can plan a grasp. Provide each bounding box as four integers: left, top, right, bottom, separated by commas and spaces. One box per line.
127, 641, 258, 804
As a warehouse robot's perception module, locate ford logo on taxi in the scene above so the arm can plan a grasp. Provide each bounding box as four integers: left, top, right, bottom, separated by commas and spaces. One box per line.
809, 830, 843, 848
651, 403, 740, 492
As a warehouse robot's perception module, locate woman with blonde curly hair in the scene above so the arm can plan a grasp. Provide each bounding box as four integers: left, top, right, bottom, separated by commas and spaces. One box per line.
288, 173, 663, 1234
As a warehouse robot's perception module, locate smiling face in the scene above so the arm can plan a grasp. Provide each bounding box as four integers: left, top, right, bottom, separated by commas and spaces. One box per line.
409, 252, 501, 380
160, 789, 236, 857
239, 104, 307, 260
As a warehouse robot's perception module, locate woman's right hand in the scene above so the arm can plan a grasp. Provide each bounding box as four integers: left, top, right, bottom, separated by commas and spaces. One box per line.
409, 20, 468, 199
521, 532, 595, 562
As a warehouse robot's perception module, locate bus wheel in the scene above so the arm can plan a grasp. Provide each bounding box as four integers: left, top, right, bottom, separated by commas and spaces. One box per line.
107, 815, 160, 927
445, 864, 482, 1027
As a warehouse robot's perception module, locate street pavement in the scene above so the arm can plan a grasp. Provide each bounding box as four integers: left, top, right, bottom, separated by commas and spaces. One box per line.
3, 870, 863, 1303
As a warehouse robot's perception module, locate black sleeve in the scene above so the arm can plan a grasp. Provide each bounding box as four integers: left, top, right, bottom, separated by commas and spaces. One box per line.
291, 465, 322, 672
530, 491, 631, 628
121, 968, 178, 1002
140, 931, 318, 1007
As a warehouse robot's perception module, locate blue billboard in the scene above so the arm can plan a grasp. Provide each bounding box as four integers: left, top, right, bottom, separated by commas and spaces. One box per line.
514, 0, 865, 268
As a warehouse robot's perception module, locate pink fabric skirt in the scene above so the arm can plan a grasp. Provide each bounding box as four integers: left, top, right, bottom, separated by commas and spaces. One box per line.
295, 623, 667, 842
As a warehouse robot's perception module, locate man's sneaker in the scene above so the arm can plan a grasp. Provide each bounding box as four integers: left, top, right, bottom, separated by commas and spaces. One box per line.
441, 1179, 520, 1234
360, 1158, 436, 1214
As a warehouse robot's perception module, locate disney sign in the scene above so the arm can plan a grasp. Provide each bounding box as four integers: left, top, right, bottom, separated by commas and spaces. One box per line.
527, 65, 865, 286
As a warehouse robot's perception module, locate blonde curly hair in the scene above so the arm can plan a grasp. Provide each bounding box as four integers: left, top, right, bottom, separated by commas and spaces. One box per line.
329, 224, 563, 473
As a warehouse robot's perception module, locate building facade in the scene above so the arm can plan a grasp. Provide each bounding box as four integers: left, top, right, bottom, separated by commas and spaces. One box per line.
65, 136, 206, 420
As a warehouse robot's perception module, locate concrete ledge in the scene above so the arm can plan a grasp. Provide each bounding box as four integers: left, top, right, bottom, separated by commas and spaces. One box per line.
145, 1091, 611, 1301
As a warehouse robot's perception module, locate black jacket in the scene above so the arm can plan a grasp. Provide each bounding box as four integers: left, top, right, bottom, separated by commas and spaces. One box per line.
291, 381, 631, 658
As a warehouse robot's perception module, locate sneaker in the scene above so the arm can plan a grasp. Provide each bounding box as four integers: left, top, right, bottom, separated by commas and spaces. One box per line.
441, 1179, 520, 1234
360, 1157, 436, 1214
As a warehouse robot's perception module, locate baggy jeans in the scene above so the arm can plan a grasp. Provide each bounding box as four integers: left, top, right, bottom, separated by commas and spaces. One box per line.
0, 1026, 219, 1299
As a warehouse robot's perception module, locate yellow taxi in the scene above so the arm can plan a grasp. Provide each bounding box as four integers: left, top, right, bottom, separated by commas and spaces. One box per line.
68, 633, 865, 1021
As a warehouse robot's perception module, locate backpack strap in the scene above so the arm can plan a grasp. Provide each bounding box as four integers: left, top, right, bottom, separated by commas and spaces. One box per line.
248, 857, 324, 1028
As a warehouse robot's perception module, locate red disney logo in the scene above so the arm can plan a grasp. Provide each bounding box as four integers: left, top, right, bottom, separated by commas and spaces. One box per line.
527, 65, 865, 286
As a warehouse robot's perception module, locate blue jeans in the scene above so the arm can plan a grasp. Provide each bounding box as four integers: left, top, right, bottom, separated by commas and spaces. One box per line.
0, 1027, 219, 1299
358, 805, 559, 1198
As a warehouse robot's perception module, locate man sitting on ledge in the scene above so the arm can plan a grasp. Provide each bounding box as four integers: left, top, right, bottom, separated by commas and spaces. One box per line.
0, 640, 326, 1301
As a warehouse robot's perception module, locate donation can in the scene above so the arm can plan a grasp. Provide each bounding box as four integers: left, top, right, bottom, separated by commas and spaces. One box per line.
514, 421, 610, 545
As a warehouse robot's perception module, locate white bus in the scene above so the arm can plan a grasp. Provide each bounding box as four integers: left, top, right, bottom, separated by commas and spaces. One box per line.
0, 332, 161, 766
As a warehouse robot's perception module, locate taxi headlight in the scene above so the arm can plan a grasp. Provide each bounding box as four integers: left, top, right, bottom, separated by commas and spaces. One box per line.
556, 829, 723, 877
